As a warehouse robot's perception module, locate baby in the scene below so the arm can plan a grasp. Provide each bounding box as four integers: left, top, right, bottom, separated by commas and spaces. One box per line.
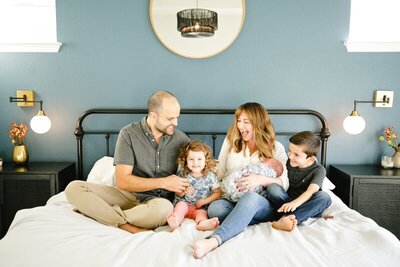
221, 158, 283, 202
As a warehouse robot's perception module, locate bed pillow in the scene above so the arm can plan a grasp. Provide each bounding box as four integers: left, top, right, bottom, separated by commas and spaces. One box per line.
322, 177, 335, 190
85, 156, 336, 190
87, 156, 115, 186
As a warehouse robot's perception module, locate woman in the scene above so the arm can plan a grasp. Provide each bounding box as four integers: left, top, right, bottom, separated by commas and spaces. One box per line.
193, 102, 289, 259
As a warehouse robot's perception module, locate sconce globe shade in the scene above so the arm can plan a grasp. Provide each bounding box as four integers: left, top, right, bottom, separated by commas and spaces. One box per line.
343, 114, 365, 135
30, 114, 51, 134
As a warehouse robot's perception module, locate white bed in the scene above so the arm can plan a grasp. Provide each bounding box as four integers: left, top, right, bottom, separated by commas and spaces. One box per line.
0, 188, 399, 267
0, 108, 399, 266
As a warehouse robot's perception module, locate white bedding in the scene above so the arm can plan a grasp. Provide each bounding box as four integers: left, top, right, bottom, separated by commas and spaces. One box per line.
1, 189, 399, 267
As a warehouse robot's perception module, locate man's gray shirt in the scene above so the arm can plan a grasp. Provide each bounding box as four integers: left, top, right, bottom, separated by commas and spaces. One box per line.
114, 116, 190, 201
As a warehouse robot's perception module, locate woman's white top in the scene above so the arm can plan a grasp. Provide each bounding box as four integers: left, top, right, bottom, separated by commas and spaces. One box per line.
216, 137, 289, 190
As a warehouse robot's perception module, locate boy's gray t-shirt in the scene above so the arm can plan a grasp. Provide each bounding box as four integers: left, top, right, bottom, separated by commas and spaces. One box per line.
114, 116, 190, 201
286, 160, 326, 198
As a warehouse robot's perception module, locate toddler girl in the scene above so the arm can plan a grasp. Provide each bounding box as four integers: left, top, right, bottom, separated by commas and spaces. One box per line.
167, 140, 222, 231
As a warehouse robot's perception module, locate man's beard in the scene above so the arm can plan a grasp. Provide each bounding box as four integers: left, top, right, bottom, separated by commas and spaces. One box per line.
155, 124, 174, 136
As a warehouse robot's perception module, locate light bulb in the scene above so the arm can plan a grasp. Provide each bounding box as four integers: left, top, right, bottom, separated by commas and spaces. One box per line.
343, 111, 365, 135
30, 110, 51, 134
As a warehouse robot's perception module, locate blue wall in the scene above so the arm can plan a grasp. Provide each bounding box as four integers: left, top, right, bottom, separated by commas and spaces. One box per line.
1, 0, 399, 175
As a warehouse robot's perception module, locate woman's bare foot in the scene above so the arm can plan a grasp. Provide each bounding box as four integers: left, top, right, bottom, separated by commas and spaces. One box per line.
196, 217, 220, 231
322, 214, 334, 220
167, 214, 181, 231
193, 237, 219, 259
272, 215, 297, 232
119, 223, 150, 234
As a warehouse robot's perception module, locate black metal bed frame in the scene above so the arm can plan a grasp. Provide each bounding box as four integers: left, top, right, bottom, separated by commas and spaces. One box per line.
74, 109, 330, 180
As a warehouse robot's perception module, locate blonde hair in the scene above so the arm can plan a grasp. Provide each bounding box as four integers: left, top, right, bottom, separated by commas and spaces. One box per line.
177, 140, 217, 176
226, 102, 276, 160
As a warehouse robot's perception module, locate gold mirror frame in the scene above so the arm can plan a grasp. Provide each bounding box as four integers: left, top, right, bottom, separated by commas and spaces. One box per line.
149, 0, 246, 59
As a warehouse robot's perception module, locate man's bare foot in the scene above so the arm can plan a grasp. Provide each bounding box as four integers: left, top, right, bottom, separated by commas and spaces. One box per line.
167, 214, 181, 231
322, 214, 334, 220
272, 215, 297, 232
196, 217, 219, 231
119, 223, 150, 234
193, 237, 219, 259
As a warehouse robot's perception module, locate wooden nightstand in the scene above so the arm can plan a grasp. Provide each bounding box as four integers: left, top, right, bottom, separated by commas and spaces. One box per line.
329, 164, 400, 238
0, 162, 76, 238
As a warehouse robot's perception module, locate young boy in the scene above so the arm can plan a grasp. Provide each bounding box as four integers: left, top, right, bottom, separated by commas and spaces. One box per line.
265, 131, 332, 231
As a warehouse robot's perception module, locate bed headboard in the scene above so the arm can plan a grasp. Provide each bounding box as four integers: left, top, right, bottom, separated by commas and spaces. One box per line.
74, 109, 330, 180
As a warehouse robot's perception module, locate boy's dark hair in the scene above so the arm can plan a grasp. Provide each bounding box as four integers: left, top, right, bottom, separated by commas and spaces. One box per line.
289, 131, 321, 158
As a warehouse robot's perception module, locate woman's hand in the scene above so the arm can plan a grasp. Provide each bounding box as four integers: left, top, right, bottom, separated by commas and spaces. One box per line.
236, 173, 264, 192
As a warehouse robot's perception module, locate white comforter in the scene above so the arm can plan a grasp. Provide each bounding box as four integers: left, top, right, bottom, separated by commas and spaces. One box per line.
0, 191, 399, 267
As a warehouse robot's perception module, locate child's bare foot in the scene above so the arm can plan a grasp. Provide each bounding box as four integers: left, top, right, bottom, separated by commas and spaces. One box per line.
167, 214, 181, 231
196, 217, 220, 231
193, 237, 219, 259
119, 223, 150, 234
323, 214, 334, 220
272, 215, 297, 232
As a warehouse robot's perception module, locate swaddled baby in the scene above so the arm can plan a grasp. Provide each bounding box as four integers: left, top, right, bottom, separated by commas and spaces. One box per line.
221, 158, 283, 202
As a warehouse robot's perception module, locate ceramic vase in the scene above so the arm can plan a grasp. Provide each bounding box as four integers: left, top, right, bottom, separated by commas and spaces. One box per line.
393, 150, 400, 168
13, 145, 29, 165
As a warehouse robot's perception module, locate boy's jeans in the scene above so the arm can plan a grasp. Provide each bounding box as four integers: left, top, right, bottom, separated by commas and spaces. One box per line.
265, 183, 332, 223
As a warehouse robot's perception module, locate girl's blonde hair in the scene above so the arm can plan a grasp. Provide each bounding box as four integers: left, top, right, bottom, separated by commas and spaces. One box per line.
226, 102, 276, 160
177, 140, 217, 176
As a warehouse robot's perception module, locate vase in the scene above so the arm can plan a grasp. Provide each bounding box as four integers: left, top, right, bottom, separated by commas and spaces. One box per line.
393, 150, 400, 168
13, 145, 29, 165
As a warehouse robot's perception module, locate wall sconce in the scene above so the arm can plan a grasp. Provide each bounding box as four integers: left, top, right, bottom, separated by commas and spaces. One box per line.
343, 90, 394, 135
9, 90, 51, 134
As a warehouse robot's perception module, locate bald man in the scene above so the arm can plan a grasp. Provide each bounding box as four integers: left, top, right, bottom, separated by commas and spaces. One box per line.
66, 91, 190, 233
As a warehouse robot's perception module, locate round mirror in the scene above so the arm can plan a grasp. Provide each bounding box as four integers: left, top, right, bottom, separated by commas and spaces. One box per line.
150, 0, 246, 59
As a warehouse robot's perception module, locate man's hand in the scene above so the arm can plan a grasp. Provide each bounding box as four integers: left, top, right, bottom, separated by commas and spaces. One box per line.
163, 175, 190, 194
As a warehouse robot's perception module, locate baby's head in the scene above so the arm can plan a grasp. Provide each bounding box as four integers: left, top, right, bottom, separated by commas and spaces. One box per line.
177, 140, 216, 176
261, 158, 283, 177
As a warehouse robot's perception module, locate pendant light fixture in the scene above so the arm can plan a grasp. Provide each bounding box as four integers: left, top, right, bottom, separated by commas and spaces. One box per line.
177, 0, 218, 38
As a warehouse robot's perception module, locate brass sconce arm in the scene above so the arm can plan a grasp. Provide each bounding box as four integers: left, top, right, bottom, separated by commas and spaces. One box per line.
351, 95, 390, 113
9, 95, 44, 111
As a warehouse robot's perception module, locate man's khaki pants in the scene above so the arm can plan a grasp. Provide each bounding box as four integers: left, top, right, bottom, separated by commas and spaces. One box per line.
65, 181, 173, 229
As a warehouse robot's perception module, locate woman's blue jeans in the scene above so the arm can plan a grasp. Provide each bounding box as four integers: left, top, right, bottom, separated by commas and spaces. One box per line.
207, 192, 278, 245
265, 183, 332, 223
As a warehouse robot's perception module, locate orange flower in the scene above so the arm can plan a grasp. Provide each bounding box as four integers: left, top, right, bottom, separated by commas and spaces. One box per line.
9, 122, 28, 146
379, 126, 400, 152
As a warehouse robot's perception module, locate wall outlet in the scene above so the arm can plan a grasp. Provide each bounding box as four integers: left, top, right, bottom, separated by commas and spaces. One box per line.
374, 90, 394, 107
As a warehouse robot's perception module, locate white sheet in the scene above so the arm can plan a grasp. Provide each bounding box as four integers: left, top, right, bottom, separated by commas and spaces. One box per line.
0, 191, 399, 267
